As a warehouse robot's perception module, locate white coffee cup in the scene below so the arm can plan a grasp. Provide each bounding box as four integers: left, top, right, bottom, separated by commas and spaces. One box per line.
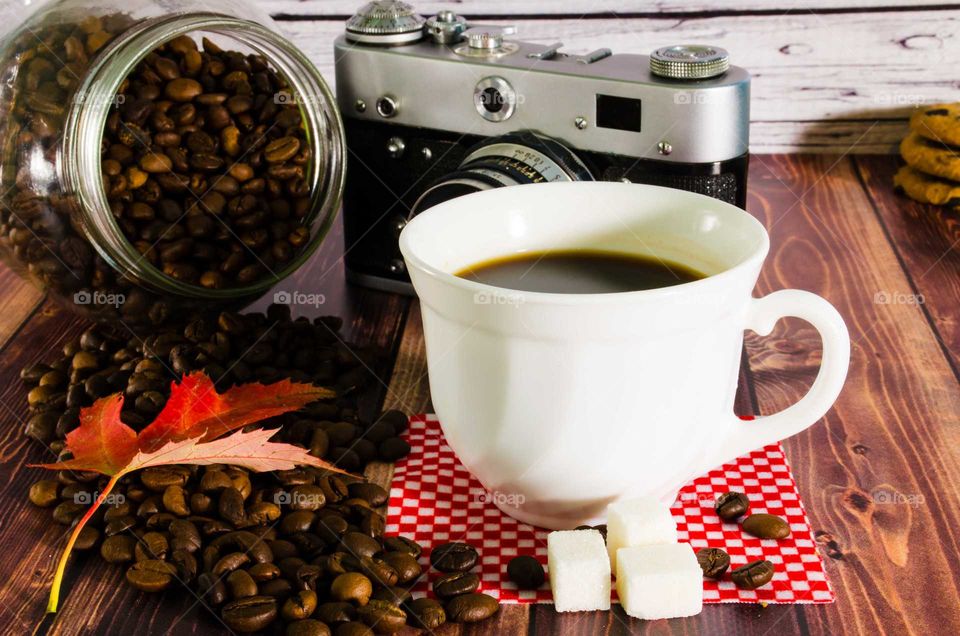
399, 181, 849, 530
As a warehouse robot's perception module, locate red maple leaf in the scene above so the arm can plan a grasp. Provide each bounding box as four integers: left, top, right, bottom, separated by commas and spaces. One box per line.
31, 371, 342, 613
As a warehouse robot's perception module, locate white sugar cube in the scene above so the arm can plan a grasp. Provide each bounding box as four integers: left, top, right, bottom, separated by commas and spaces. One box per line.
606, 497, 677, 569
616, 543, 703, 619
547, 529, 611, 612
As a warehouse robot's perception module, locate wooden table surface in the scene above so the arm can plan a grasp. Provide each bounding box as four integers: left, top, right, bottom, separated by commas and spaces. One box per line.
1, 154, 958, 635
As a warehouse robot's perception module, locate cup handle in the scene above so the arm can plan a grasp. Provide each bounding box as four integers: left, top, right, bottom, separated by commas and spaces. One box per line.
714, 290, 850, 465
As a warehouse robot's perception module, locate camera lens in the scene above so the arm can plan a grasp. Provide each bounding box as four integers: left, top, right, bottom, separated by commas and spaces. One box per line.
411, 131, 593, 216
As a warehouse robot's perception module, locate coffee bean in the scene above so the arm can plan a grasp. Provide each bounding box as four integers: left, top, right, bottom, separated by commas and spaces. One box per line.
165, 77, 203, 102
101, 535, 137, 564
330, 573, 372, 605
28, 479, 60, 507
377, 437, 410, 462
731, 559, 775, 589
163, 484, 190, 516
126, 559, 178, 592
347, 483, 388, 507
715, 491, 750, 522
289, 484, 326, 511
742, 513, 791, 539
341, 532, 380, 559
406, 597, 446, 630
507, 555, 545, 589
134, 531, 169, 561
430, 542, 478, 572
370, 586, 411, 607
227, 569, 258, 599
382, 535, 421, 558
222, 596, 278, 633
171, 549, 198, 583
445, 593, 499, 623
357, 599, 406, 634
379, 552, 420, 584
219, 487, 246, 526
214, 552, 251, 577
264, 137, 300, 163
334, 623, 373, 636
248, 562, 281, 582
141, 466, 189, 491
25, 411, 58, 443
281, 590, 318, 621
315, 602, 356, 625
375, 410, 408, 435
433, 571, 480, 600
286, 619, 331, 636
74, 526, 101, 550
52, 501, 86, 525
696, 547, 730, 579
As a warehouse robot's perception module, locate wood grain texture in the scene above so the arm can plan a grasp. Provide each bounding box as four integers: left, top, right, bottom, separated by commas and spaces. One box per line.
273, 11, 957, 152
852, 155, 960, 370
744, 154, 960, 635
1, 154, 959, 634
264, 0, 958, 16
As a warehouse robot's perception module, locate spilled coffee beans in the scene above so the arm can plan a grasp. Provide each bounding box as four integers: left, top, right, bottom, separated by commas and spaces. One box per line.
429, 542, 479, 573
715, 491, 750, 522
695, 547, 730, 579
731, 559, 776, 590
742, 513, 791, 540
445, 593, 500, 623
507, 555, 546, 589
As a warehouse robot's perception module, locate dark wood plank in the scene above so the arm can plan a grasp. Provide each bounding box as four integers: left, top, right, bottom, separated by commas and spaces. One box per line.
743, 154, 960, 636
852, 155, 960, 373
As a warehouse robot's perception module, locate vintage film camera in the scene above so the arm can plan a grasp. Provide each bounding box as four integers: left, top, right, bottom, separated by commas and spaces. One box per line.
336, 1, 750, 293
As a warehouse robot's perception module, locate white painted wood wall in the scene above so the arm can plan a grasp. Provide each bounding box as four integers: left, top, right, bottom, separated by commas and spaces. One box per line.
262, 0, 960, 153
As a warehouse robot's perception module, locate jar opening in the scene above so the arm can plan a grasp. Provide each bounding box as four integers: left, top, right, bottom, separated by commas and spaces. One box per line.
62, 12, 345, 300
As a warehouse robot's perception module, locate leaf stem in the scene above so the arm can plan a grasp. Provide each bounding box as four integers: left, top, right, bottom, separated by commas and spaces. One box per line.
46, 472, 124, 614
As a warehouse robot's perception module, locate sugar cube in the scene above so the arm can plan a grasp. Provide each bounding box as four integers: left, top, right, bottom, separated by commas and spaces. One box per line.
616, 543, 703, 619
606, 497, 677, 568
547, 529, 611, 612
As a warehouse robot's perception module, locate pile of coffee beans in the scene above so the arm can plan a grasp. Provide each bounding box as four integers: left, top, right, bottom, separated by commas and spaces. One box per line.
693, 491, 789, 590
104, 34, 314, 289
20, 305, 504, 632
0, 12, 324, 326
30, 463, 495, 633
20, 305, 413, 473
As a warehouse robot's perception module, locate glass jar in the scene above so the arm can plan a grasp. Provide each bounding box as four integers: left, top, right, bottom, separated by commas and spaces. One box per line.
0, 0, 344, 326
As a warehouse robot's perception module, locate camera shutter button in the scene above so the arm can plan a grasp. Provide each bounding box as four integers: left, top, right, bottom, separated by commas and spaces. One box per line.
650, 45, 729, 79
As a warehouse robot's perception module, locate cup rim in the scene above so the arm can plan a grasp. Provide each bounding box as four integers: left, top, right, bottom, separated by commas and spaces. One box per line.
399, 182, 770, 304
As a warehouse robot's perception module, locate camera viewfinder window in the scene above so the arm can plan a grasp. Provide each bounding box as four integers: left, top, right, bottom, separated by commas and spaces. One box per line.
596, 94, 642, 133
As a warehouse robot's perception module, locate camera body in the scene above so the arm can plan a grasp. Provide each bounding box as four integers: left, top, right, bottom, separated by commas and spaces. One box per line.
336, 2, 751, 293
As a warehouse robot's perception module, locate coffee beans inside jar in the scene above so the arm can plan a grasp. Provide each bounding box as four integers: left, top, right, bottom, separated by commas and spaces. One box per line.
0, 7, 343, 326
103, 35, 315, 290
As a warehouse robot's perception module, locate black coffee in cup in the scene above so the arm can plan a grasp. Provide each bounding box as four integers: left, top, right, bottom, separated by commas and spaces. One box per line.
456, 250, 705, 293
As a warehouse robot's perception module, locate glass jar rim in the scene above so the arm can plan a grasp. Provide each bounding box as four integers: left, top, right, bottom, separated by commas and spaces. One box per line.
61, 11, 345, 299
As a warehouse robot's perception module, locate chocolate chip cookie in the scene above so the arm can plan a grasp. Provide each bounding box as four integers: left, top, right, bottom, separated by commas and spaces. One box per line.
893, 165, 960, 207
900, 132, 960, 182
910, 103, 960, 146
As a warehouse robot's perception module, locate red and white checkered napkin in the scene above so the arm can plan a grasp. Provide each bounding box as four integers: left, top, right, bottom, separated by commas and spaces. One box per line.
385, 415, 834, 605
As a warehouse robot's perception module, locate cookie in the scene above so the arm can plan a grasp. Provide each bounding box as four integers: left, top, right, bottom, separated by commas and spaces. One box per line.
900, 132, 960, 182
910, 103, 960, 146
893, 165, 960, 207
